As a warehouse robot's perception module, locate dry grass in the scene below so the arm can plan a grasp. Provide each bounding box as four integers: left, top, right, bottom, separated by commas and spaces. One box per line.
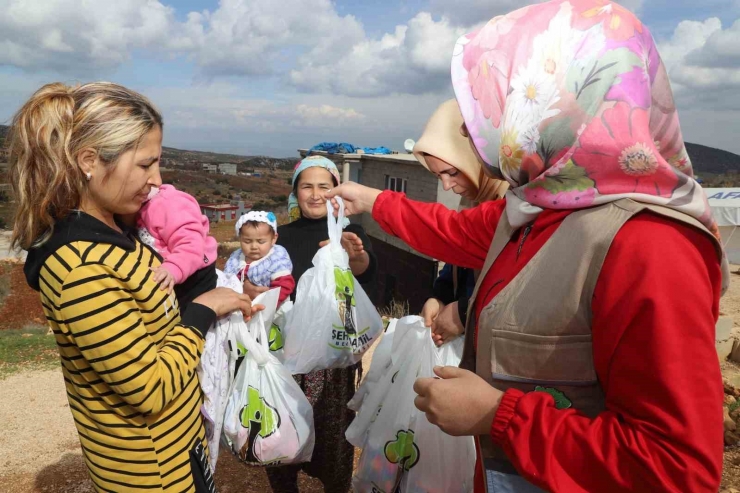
378, 299, 409, 319
209, 220, 238, 243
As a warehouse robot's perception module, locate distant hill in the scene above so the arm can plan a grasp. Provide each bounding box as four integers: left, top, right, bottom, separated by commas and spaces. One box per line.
0, 124, 296, 169
685, 143, 740, 176
160, 146, 296, 171
2, 123, 739, 177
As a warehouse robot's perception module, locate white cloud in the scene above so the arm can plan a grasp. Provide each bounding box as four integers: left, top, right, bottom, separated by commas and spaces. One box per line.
289, 12, 468, 97
294, 104, 366, 127
650, 17, 740, 153
427, 0, 530, 26
0, 0, 180, 73
0, 1, 737, 157
427, 0, 643, 27
176, 0, 365, 77
142, 83, 366, 135
658, 18, 723, 68
658, 18, 740, 109
0, 0, 365, 78
133, 81, 449, 155
0, 1, 468, 97
686, 19, 740, 69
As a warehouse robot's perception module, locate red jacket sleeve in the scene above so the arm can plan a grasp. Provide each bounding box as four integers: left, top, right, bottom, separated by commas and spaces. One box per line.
371, 191, 505, 269
271, 275, 296, 306
490, 213, 723, 492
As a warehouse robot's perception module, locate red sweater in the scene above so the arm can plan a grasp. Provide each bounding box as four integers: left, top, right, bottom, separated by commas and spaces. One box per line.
373, 191, 723, 493
236, 266, 295, 306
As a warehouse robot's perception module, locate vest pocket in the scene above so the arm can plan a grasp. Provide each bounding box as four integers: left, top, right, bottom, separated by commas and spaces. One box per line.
489, 330, 597, 385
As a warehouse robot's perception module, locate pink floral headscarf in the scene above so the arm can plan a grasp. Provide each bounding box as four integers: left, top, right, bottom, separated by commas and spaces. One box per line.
451, 0, 720, 241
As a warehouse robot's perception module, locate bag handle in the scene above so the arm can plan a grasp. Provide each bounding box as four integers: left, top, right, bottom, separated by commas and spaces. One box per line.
244, 309, 271, 367
326, 196, 345, 249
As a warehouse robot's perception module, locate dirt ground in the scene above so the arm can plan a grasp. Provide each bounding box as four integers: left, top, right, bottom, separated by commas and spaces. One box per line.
0, 354, 375, 493
0, 262, 46, 330
0, 310, 378, 493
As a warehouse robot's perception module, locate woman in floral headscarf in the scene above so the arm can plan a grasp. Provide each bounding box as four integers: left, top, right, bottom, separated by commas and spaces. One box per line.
327, 1, 729, 492
257, 155, 377, 493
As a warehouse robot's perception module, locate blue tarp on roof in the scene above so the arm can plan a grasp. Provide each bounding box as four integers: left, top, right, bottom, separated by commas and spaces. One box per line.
309, 142, 392, 155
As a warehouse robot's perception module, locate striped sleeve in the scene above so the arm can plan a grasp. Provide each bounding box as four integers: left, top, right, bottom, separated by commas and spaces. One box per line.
58, 262, 215, 416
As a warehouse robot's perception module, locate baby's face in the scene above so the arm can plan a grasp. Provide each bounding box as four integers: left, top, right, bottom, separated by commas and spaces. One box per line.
239, 223, 277, 262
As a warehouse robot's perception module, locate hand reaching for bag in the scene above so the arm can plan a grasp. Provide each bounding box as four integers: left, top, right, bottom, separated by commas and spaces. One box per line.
319, 232, 370, 276
421, 299, 465, 347
319, 232, 366, 261
325, 182, 382, 216
242, 278, 269, 300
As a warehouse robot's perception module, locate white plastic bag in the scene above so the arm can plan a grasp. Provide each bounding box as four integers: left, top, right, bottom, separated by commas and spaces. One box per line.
282, 198, 383, 374
346, 316, 426, 447
347, 318, 397, 413
345, 355, 397, 447
222, 289, 314, 466
352, 316, 475, 493
197, 269, 246, 473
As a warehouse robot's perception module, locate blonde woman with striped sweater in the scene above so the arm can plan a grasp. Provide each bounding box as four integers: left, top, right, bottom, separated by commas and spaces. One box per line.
7, 82, 260, 492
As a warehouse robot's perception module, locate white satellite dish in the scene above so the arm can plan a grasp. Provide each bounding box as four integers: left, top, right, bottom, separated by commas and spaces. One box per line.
404, 138, 415, 153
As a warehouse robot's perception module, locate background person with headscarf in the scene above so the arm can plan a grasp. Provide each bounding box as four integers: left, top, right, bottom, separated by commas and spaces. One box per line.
327, 1, 729, 491
252, 155, 377, 493
413, 99, 508, 346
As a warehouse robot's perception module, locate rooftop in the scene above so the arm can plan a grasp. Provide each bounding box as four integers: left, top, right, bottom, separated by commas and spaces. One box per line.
200, 204, 239, 210
297, 149, 421, 166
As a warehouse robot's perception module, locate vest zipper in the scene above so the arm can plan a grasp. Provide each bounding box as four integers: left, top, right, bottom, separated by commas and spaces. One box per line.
516, 223, 534, 260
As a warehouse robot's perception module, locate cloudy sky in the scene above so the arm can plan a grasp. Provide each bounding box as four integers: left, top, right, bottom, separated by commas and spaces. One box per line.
1, 0, 739, 158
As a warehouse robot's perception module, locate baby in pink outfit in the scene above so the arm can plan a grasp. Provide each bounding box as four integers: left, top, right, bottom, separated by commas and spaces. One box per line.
136, 184, 218, 310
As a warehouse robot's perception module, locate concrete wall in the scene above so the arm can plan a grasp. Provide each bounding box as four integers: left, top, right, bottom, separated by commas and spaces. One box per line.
359, 157, 438, 202
357, 156, 439, 258
219, 163, 237, 175
367, 237, 438, 314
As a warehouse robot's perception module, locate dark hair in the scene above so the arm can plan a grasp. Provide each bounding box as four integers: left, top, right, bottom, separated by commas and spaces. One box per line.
238, 220, 275, 235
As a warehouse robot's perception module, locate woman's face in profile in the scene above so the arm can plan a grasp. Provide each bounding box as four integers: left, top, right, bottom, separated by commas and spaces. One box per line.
425, 153, 476, 199
85, 126, 163, 217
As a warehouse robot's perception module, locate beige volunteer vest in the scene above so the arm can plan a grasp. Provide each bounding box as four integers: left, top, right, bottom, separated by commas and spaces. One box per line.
459, 199, 724, 491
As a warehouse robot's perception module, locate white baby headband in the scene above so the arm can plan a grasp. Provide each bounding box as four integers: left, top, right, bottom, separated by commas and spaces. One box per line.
236, 210, 278, 236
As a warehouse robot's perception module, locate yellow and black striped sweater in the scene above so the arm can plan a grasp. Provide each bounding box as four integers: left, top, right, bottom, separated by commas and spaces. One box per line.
25, 212, 217, 492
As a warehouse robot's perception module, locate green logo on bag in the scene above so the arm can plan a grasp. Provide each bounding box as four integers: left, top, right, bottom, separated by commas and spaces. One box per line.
236, 341, 248, 358
384, 429, 420, 471
239, 386, 281, 463
334, 267, 357, 336
268, 324, 284, 352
